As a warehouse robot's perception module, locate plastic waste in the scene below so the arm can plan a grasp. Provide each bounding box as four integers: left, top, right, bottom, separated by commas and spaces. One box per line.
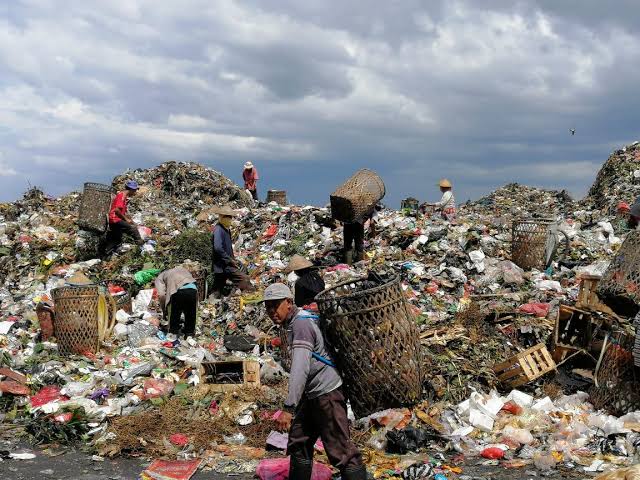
256, 457, 332, 480
481, 447, 505, 459
134, 268, 161, 286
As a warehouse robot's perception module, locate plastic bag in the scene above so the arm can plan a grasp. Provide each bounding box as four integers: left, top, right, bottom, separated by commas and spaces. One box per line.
518, 302, 551, 318
481, 447, 505, 459
256, 457, 332, 480
134, 268, 161, 286
386, 426, 433, 454
143, 378, 174, 399
133, 289, 155, 313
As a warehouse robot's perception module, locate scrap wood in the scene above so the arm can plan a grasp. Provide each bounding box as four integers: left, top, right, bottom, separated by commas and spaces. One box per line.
420, 325, 468, 345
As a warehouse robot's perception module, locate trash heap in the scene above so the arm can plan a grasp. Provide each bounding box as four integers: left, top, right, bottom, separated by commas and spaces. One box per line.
2, 144, 640, 478
586, 141, 640, 212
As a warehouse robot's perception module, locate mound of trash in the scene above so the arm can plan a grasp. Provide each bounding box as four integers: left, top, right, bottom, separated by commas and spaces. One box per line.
2, 149, 640, 478
586, 141, 640, 212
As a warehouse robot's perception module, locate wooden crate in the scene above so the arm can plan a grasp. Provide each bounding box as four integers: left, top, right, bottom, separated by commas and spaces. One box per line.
493, 344, 556, 388
576, 275, 617, 315
198, 359, 260, 393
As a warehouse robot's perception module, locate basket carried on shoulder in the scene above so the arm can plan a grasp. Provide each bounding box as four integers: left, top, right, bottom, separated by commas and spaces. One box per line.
330, 169, 385, 223
52, 285, 101, 356
315, 275, 423, 418
598, 230, 640, 317
77, 183, 114, 233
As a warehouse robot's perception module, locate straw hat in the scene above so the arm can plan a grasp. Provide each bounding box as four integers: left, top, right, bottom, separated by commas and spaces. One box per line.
244, 161, 254, 170
284, 255, 314, 273
211, 205, 239, 216
438, 178, 452, 188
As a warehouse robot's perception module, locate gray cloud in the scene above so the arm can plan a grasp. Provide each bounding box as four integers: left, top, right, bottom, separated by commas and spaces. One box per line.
1, 0, 640, 208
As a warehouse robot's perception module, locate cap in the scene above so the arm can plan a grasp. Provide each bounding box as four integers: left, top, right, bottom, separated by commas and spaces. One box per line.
438, 179, 452, 188
284, 255, 314, 273
125, 180, 139, 190
263, 283, 293, 301
244, 161, 254, 170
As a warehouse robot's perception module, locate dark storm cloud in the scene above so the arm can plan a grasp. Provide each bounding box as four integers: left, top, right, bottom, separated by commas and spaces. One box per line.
1, 0, 640, 208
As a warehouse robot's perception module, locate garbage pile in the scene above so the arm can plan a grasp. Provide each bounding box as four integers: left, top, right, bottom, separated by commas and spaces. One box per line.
2, 144, 640, 478
586, 141, 640, 213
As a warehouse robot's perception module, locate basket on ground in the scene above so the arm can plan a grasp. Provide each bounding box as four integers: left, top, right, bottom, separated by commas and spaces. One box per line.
330, 169, 385, 223
511, 218, 568, 271
266, 190, 287, 206
77, 183, 114, 233
315, 275, 423, 418
598, 230, 640, 317
52, 285, 101, 355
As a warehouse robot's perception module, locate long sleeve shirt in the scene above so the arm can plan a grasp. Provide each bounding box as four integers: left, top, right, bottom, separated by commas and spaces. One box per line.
211, 224, 235, 273
283, 308, 342, 410
154, 267, 197, 308
434, 191, 455, 209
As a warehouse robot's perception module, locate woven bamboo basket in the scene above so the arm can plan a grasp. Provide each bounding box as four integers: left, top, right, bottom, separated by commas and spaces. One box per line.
266, 190, 287, 206
77, 183, 114, 233
598, 230, 640, 316
330, 169, 385, 223
511, 218, 553, 270
193, 271, 207, 302
52, 285, 100, 355
315, 275, 423, 418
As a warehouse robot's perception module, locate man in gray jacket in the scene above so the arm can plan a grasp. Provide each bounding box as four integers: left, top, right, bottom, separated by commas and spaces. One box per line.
264, 283, 365, 480
155, 264, 198, 338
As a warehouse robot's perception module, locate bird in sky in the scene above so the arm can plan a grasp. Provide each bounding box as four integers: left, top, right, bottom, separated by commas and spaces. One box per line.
570, 128, 576, 135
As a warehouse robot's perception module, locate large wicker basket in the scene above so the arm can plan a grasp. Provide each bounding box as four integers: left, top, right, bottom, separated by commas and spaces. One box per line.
330, 169, 385, 223
598, 230, 640, 316
511, 218, 560, 270
77, 183, 114, 233
52, 285, 100, 356
315, 275, 424, 418
266, 190, 287, 206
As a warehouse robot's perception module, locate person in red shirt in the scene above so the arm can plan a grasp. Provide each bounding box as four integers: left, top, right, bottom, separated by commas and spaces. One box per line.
99, 180, 143, 257
242, 162, 259, 201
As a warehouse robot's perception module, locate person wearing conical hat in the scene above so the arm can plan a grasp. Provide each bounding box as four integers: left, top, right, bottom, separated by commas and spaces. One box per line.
427, 179, 456, 221
210, 205, 254, 297
285, 255, 325, 307
242, 161, 259, 201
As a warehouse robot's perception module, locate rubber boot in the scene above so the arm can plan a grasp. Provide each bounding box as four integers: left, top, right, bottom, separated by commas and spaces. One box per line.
341, 465, 368, 480
289, 456, 313, 480
354, 249, 364, 263
344, 250, 354, 265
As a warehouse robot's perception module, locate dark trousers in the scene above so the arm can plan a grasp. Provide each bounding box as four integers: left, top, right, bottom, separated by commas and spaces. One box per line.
287, 388, 363, 471
249, 188, 258, 201
343, 222, 364, 254
212, 270, 253, 295
100, 221, 142, 256
167, 289, 197, 336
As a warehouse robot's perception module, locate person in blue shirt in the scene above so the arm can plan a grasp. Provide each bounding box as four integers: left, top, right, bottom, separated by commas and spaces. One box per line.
210, 205, 253, 297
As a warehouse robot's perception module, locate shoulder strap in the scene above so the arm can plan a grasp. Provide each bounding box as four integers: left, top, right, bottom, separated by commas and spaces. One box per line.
296, 311, 336, 368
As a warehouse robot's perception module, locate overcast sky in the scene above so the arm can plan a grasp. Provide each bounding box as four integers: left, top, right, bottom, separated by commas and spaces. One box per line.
1, 0, 639, 207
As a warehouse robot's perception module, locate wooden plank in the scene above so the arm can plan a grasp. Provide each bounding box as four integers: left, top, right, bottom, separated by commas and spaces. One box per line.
498, 367, 525, 382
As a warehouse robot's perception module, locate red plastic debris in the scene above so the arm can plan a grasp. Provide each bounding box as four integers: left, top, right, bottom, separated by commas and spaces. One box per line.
143, 458, 201, 480
501, 401, 523, 415
518, 302, 551, 318
169, 434, 189, 446
143, 378, 174, 399
209, 400, 219, 416
30, 386, 68, 408
53, 412, 73, 423
256, 457, 332, 480
263, 224, 278, 238
481, 447, 505, 459
270, 337, 282, 348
